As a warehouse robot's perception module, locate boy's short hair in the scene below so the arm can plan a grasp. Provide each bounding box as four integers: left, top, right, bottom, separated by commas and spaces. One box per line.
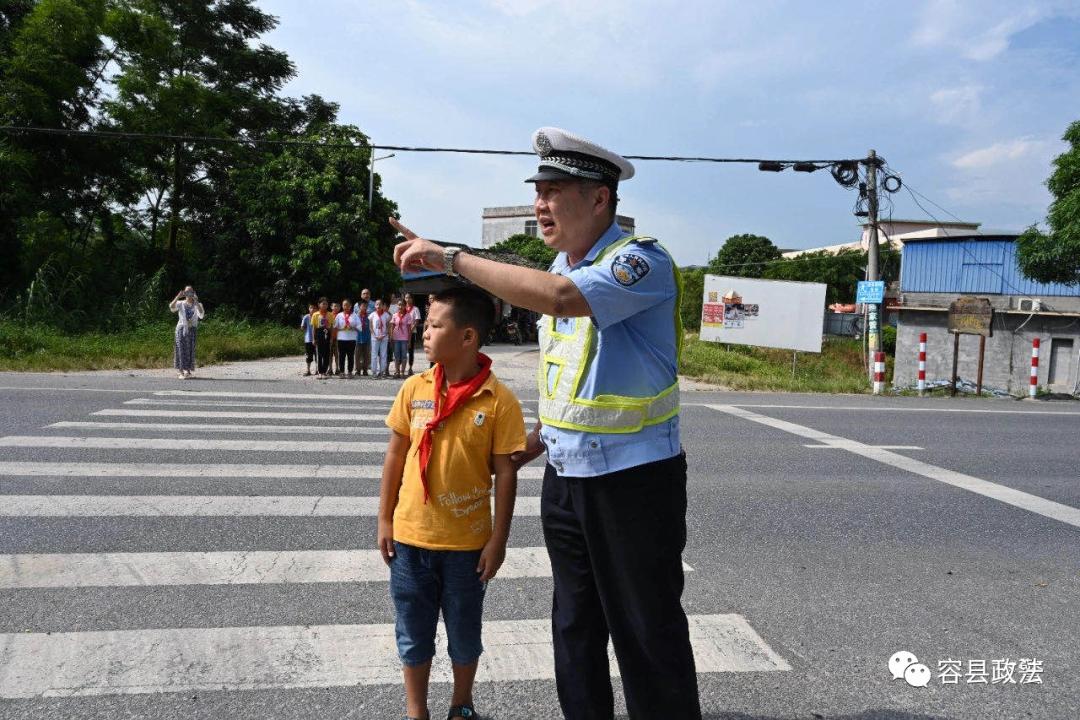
318, 296, 328, 305
433, 286, 495, 346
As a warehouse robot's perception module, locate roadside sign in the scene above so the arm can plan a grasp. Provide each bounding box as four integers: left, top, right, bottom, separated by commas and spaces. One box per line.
947, 296, 994, 397
700, 275, 826, 353
948, 296, 993, 337
855, 281, 885, 305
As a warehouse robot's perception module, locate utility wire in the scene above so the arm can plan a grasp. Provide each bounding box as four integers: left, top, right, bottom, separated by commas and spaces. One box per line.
884, 167, 1062, 310
0, 125, 863, 165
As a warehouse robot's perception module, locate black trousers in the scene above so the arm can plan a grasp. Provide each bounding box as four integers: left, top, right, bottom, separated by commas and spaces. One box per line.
337, 340, 355, 373
314, 329, 331, 375
355, 341, 370, 373
541, 452, 701, 720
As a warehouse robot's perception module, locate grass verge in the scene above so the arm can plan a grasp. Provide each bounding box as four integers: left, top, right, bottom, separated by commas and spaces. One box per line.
0, 319, 298, 372
680, 334, 887, 393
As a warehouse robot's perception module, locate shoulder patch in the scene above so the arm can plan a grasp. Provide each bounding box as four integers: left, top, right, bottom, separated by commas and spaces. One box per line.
611, 252, 651, 286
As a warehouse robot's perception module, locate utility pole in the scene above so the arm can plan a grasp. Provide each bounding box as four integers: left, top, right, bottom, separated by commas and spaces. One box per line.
368, 147, 396, 206
864, 149, 882, 384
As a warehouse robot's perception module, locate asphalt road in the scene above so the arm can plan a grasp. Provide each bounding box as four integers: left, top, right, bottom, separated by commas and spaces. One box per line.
0, 352, 1077, 720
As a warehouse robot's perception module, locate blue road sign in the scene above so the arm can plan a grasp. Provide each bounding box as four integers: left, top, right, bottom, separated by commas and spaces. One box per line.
856, 281, 885, 304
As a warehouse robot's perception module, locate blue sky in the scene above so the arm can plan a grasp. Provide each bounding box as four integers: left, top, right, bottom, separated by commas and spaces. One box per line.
258, 0, 1080, 265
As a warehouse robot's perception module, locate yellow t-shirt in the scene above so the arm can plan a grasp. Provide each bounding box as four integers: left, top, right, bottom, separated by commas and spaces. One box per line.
386, 367, 526, 550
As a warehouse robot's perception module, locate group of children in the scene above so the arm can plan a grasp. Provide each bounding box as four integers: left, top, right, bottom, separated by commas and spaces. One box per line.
301, 291, 429, 379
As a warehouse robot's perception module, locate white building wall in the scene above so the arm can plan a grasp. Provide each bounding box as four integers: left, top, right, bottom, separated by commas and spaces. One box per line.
482, 217, 532, 248
481, 205, 635, 248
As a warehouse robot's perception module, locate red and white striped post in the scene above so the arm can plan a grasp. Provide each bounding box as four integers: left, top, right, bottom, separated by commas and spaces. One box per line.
917, 333, 927, 395
873, 351, 886, 395
1029, 338, 1040, 398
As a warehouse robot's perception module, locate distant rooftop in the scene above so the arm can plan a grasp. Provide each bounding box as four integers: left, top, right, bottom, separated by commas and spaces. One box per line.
857, 218, 980, 228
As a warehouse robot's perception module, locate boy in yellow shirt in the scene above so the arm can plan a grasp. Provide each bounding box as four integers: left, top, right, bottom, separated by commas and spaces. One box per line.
378, 286, 526, 720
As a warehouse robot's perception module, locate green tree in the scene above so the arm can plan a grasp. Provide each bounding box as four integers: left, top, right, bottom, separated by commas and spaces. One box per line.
0, 1, 35, 54
707, 233, 781, 278
761, 246, 899, 306
101, 0, 295, 278
0, 0, 110, 292
489, 233, 557, 267
680, 267, 704, 331
222, 106, 399, 317
1016, 120, 1080, 285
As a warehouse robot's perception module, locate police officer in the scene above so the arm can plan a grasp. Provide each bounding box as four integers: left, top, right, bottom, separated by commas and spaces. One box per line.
392, 127, 700, 720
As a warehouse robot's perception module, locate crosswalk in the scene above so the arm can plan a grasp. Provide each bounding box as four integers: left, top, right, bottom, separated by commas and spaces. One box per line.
0, 388, 790, 706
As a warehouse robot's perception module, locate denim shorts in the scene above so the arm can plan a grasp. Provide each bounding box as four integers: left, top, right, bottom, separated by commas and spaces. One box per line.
394, 339, 408, 359
389, 541, 487, 666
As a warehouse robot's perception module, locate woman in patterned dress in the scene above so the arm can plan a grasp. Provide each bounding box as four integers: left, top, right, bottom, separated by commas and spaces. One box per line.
169, 286, 205, 379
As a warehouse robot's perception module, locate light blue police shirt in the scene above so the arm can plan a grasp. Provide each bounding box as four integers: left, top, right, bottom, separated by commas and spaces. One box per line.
539, 221, 681, 477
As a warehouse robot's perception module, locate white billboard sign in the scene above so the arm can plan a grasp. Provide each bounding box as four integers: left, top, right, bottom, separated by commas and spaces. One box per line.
700, 275, 826, 353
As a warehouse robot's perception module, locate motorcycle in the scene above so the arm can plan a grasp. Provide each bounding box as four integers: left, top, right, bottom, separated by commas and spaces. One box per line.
504, 320, 522, 345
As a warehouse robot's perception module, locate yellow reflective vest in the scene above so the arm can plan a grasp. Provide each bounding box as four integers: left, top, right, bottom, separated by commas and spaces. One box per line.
537, 235, 684, 434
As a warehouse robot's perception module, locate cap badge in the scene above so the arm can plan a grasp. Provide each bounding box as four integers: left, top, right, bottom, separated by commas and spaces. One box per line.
535, 131, 552, 156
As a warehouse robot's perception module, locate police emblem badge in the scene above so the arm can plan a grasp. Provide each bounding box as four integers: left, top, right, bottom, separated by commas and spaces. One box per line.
611, 253, 651, 286
535, 131, 552, 156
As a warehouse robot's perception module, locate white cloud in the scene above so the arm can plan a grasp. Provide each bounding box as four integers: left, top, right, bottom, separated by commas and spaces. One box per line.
912, 0, 1051, 60
929, 85, 983, 125
951, 137, 1052, 169
945, 136, 1063, 209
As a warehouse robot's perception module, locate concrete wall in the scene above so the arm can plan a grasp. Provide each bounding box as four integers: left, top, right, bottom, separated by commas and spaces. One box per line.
481, 216, 530, 248
481, 209, 637, 248
895, 310, 1080, 396
900, 292, 1080, 314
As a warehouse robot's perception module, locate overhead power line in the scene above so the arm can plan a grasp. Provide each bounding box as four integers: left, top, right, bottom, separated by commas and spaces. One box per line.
0, 125, 862, 165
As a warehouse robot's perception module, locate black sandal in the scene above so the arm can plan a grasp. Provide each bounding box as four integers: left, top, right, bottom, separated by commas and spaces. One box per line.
447, 704, 478, 719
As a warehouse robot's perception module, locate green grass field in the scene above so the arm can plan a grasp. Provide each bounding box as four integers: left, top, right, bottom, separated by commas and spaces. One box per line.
680, 334, 886, 393
0, 319, 298, 372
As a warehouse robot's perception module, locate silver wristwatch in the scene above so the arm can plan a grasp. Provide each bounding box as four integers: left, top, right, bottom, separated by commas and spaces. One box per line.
443, 246, 465, 277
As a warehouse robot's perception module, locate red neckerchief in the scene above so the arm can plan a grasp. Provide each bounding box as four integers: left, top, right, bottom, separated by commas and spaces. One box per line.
418, 354, 493, 504
343, 311, 351, 329
318, 310, 329, 328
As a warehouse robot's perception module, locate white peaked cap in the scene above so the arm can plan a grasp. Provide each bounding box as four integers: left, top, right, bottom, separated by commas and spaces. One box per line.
525, 127, 635, 184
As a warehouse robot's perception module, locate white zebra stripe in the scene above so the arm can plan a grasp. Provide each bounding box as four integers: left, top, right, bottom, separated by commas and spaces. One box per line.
0, 547, 554, 588
48, 421, 390, 435
125, 397, 393, 411
94, 408, 539, 424
152, 389, 537, 403
0, 436, 385, 453
0, 462, 546, 480
0, 494, 542, 517
95, 408, 387, 421
0, 615, 788, 698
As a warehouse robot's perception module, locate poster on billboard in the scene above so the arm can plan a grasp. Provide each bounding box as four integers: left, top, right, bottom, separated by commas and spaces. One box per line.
700, 275, 827, 352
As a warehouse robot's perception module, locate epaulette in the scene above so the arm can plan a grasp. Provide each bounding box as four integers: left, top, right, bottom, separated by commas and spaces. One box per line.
630, 236, 657, 244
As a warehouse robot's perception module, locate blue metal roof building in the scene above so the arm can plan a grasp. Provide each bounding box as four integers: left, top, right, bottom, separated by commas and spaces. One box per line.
895, 233, 1080, 396
900, 234, 1080, 297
